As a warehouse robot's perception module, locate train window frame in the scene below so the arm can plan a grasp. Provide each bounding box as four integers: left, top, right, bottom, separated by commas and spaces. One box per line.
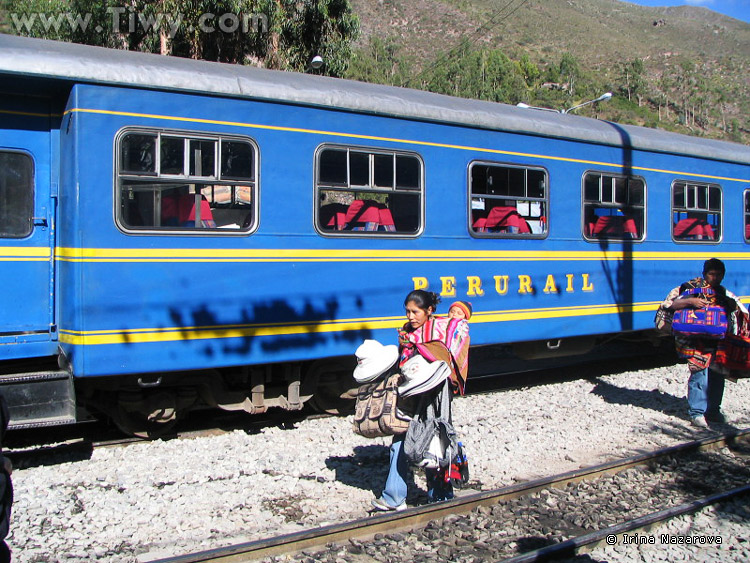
0, 150, 34, 239
744, 190, 750, 243
115, 128, 259, 236
581, 171, 646, 243
314, 144, 424, 238
468, 160, 549, 239
671, 180, 722, 244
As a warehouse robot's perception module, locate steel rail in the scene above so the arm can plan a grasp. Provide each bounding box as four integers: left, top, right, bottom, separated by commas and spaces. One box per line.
501, 484, 750, 562
150, 428, 750, 563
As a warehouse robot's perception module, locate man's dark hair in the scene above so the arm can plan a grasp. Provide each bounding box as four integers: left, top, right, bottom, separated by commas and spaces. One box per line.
703, 257, 725, 275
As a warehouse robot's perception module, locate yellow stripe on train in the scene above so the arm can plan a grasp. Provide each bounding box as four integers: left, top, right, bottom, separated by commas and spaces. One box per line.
51, 246, 750, 263
57, 301, 661, 346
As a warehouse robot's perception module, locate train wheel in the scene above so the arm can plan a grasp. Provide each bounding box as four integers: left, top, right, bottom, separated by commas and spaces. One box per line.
304, 358, 357, 415
111, 388, 190, 439
112, 405, 179, 439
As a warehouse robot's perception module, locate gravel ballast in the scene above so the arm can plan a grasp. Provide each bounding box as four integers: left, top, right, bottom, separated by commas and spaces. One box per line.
5, 360, 750, 562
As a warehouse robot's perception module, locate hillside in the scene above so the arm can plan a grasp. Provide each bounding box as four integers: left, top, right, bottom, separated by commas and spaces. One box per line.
347, 0, 750, 144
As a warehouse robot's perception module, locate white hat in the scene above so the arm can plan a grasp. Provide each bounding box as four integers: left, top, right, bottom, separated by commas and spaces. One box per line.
398, 355, 450, 397
353, 340, 399, 383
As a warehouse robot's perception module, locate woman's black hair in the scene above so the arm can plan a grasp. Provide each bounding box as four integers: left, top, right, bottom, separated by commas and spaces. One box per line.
404, 290, 441, 312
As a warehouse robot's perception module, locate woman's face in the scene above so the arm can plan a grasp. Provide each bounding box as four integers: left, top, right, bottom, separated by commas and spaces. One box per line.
405, 300, 432, 329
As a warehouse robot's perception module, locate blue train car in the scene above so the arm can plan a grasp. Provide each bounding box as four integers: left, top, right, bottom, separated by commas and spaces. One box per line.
1, 35, 748, 435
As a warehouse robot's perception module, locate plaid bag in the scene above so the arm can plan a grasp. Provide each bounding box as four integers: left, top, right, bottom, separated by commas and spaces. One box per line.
653, 307, 674, 335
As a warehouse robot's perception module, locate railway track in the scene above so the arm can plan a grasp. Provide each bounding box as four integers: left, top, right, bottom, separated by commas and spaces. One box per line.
502, 484, 750, 563
151, 429, 750, 563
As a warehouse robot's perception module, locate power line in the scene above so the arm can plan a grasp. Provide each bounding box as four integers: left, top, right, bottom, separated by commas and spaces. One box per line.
406, 0, 530, 88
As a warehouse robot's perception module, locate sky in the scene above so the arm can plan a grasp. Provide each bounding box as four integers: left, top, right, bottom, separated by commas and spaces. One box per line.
623, 0, 750, 23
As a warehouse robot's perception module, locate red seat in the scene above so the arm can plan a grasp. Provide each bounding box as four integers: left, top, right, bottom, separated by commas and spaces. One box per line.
378, 208, 396, 232
702, 223, 715, 240
320, 203, 349, 231
485, 206, 517, 228
326, 212, 348, 230
344, 200, 380, 231
472, 210, 488, 233
472, 217, 488, 232
674, 218, 704, 239
485, 206, 525, 233
162, 194, 215, 228
591, 215, 637, 238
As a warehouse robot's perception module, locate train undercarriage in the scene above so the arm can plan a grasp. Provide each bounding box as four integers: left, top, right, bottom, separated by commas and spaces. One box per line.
0, 354, 359, 438
0, 330, 666, 438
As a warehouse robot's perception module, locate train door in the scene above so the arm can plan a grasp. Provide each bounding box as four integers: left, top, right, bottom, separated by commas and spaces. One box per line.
0, 97, 56, 354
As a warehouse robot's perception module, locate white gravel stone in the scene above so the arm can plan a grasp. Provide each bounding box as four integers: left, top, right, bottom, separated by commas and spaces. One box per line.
4, 360, 750, 562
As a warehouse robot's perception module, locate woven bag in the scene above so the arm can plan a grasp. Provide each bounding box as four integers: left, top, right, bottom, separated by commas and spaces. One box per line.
715, 335, 750, 372
352, 373, 411, 438
672, 288, 728, 340
653, 306, 674, 335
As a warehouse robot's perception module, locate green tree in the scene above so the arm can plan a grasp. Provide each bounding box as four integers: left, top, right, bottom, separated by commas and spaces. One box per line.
421, 40, 527, 103
2, 0, 73, 41
516, 53, 541, 88
2, 0, 359, 76
346, 36, 412, 87
558, 52, 580, 95
619, 59, 645, 106
276, 0, 359, 76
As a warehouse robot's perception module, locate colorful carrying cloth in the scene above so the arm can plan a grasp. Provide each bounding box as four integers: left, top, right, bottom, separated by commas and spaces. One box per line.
671, 287, 728, 339
659, 277, 747, 373
715, 309, 750, 378
398, 316, 470, 395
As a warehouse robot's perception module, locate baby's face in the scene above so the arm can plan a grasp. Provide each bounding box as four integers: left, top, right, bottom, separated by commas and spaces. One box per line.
448, 306, 466, 319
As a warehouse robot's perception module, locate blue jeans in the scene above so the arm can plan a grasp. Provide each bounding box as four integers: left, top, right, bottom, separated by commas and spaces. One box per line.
381, 435, 408, 507
687, 366, 725, 419
380, 435, 455, 506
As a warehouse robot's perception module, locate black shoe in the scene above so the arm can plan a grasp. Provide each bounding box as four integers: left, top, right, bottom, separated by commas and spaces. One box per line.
705, 412, 727, 423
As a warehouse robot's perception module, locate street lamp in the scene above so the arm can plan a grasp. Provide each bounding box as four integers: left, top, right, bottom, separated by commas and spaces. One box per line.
561, 92, 612, 114
516, 102, 560, 113
309, 55, 324, 71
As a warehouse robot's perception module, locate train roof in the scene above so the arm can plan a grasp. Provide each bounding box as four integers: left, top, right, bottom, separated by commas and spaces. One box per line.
1, 33, 749, 166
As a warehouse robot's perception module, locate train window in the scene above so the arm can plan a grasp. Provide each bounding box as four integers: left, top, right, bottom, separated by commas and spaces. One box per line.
469, 162, 548, 238
315, 145, 423, 236
160, 136, 184, 175
671, 181, 721, 243
582, 172, 645, 242
116, 130, 258, 234
221, 141, 255, 180
189, 139, 217, 178
121, 133, 156, 175
745, 191, 750, 243
0, 151, 34, 238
